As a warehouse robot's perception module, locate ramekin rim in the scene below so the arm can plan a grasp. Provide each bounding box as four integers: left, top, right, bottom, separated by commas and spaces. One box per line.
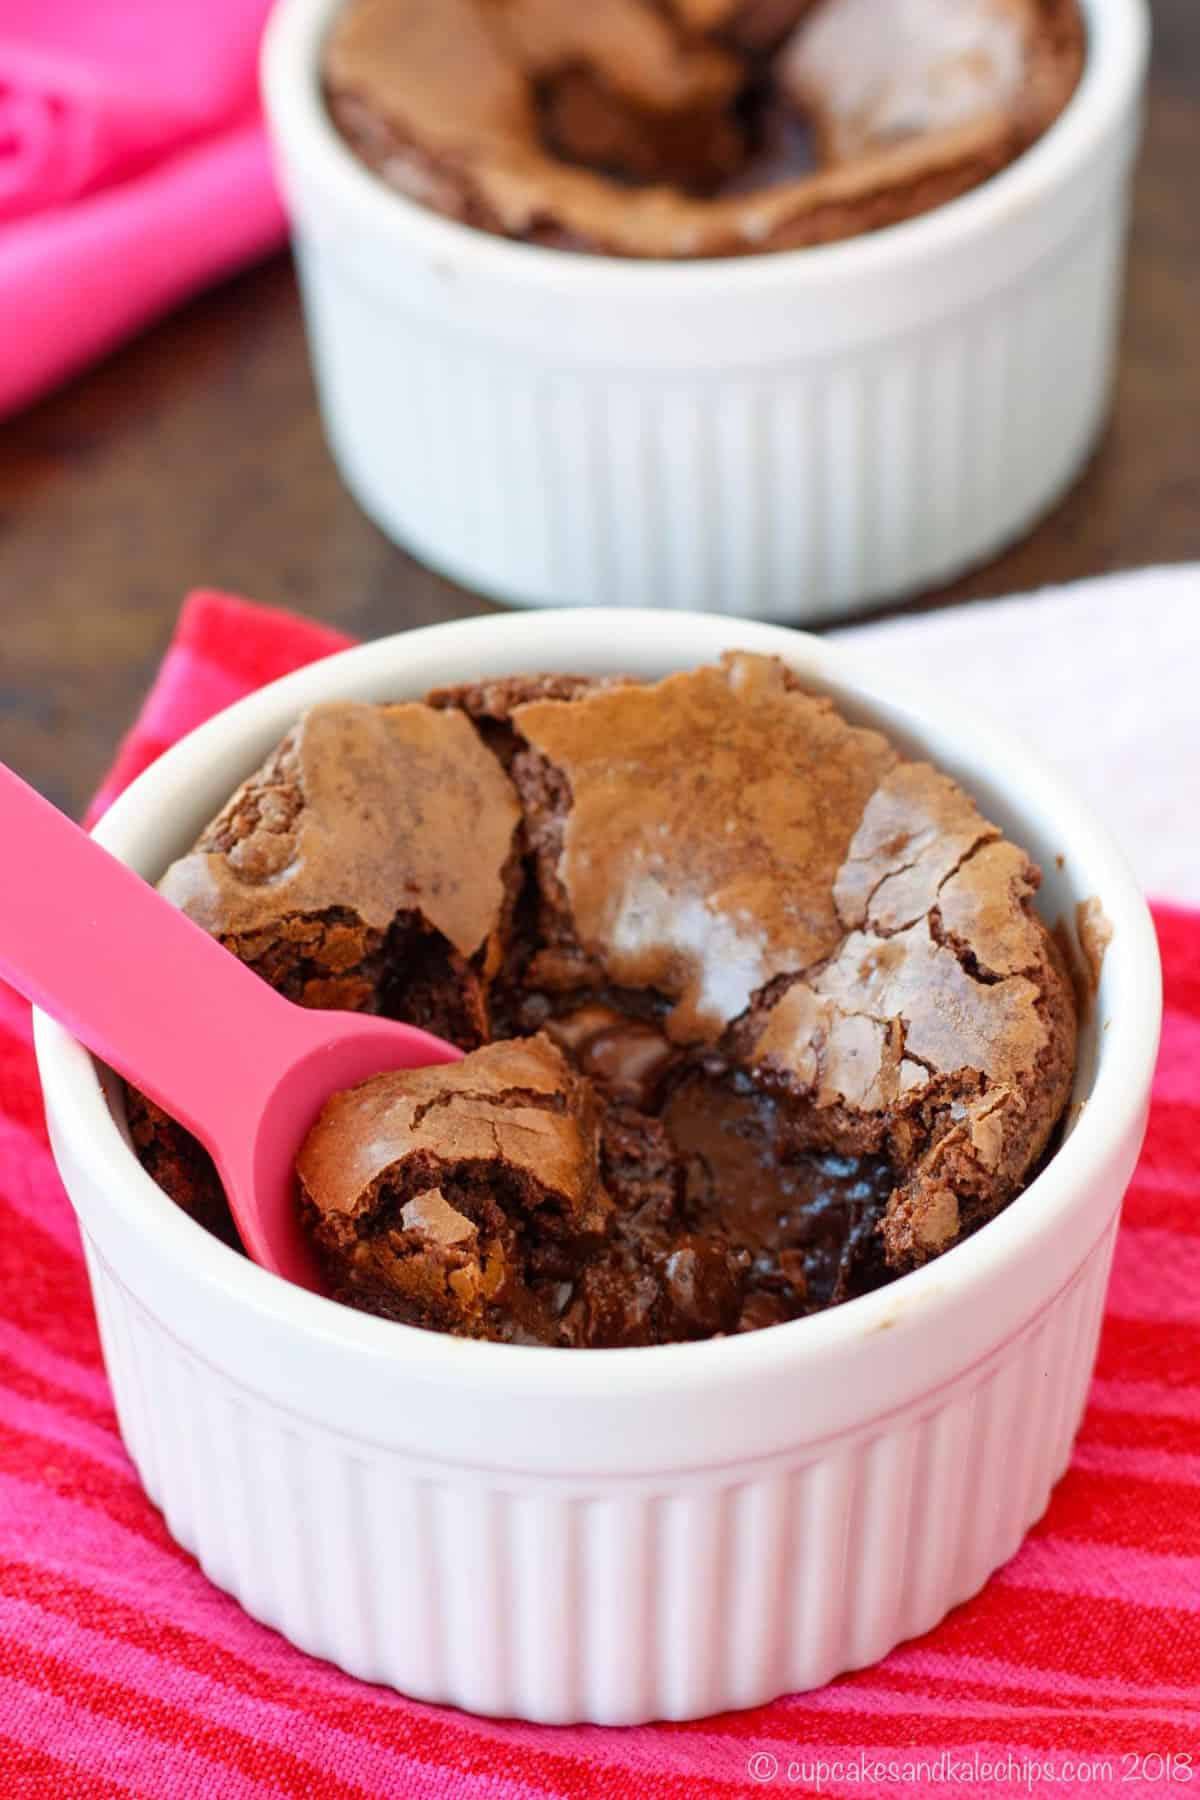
260, 0, 1150, 295
34, 609, 1163, 1397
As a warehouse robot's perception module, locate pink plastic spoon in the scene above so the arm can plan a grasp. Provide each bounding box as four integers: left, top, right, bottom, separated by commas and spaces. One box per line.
0, 761, 463, 1292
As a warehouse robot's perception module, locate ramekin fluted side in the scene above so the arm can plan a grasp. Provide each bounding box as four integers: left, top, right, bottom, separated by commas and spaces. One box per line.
294, 194, 1127, 622
83, 1217, 1117, 1725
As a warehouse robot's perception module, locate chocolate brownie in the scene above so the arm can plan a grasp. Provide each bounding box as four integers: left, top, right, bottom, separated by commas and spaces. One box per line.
510, 656, 1077, 1276
510, 654, 897, 1038
298, 1035, 612, 1340
131, 652, 1078, 1346
299, 1033, 754, 1345
125, 1092, 238, 1251
322, 0, 1084, 259
126, 699, 523, 1260
158, 700, 523, 1043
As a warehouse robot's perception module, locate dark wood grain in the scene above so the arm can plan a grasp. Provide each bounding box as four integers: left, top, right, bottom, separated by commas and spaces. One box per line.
1, 0, 1196, 818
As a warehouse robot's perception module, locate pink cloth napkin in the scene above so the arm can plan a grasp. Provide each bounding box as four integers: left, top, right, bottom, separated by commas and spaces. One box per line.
0, 0, 287, 416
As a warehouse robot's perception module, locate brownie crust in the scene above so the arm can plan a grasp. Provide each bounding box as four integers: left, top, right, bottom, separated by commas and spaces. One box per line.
158, 700, 523, 1042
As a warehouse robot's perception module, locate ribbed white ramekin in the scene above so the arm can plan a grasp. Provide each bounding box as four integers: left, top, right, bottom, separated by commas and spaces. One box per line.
36, 612, 1160, 1723
261, 0, 1148, 622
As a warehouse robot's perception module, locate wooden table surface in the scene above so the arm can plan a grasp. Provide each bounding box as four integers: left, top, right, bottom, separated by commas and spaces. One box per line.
2, 0, 1196, 818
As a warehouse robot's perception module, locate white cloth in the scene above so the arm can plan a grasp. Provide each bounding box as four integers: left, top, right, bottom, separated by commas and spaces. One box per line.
836, 565, 1200, 907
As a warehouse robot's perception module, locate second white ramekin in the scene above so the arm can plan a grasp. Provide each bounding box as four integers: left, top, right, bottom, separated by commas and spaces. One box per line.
35, 610, 1159, 1723
262, 0, 1148, 621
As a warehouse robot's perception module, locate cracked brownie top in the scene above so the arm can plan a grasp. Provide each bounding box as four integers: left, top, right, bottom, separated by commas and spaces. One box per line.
132, 651, 1077, 1346
322, 0, 1085, 259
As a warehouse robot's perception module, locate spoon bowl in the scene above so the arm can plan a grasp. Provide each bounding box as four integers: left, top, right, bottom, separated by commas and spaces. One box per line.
231, 1010, 461, 1288
0, 760, 462, 1289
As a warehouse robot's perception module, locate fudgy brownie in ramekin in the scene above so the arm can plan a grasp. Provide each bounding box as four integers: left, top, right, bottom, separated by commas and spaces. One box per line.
129, 651, 1077, 1346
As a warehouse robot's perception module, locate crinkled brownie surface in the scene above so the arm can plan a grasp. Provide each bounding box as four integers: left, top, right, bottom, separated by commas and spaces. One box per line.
323, 0, 1085, 258
129, 652, 1077, 1345
158, 699, 522, 1040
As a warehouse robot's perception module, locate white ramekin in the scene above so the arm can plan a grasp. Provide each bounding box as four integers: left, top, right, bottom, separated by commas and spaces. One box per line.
36, 611, 1160, 1724
261, 0, 1148, 622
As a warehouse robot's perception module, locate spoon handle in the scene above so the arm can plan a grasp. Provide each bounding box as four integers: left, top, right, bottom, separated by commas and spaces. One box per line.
0, 761, 299, 1153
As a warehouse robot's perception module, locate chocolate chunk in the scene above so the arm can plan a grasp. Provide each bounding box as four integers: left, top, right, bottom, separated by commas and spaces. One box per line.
543, 1004, 675, 1107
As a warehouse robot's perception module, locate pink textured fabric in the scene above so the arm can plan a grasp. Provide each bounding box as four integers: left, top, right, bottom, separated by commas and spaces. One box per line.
1, 589, 1198, 1796
0, 1, 286, 416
